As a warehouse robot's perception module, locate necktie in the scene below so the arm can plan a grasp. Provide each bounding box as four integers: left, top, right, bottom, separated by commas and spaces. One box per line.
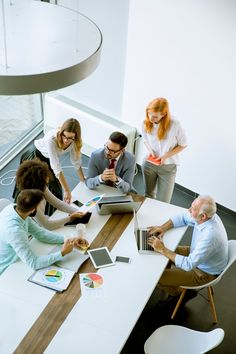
106, 159, 116, 186
109, 159, 116, 169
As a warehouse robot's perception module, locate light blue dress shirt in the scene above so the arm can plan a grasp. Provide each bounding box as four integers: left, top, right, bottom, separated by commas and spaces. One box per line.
171, 212, 228, 274
0, 205, 64, 275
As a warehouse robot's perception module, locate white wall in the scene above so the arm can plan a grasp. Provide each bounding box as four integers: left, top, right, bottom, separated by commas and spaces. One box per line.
57, 0, 129, 118
122, 0, 236, 211
55, 0, 236, 211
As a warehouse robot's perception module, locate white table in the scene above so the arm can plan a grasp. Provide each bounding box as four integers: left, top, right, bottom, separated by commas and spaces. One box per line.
0, 184, 124, 354
45, 197, 187, 354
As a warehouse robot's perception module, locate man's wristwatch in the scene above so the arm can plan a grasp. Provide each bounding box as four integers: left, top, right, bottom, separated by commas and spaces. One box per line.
115, 177, 121, 184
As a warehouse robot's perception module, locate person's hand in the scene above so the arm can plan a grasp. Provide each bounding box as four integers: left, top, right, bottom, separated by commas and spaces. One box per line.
148, 236, 165, 254
101, 168, 117, 182
64, 190, 72, 204
159, 154, 168, 165
61, 238, 74, 256
73, 237, 89, 250
106, 168, 117, 182
149, 152, 158, 158
101, 168, 110, 181
147, 225, 165, 239
69, 211, 87, 220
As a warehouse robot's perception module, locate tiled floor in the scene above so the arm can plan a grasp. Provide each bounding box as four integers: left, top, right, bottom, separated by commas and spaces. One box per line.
0, 143, 236, 354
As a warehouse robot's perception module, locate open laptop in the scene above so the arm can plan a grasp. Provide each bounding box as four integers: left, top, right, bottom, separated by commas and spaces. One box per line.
134, 210, 157, 254
96, 195, 141, 215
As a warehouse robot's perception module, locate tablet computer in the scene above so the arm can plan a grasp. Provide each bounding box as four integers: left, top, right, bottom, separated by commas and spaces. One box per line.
64, 212, 92, 226
87, 247, 115, 269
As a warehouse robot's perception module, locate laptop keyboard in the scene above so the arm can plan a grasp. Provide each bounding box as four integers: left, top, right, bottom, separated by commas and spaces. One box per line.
140, 230, 153, 251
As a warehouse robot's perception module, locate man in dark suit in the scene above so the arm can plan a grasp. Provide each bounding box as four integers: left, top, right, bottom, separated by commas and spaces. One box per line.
85, 131, 136, 193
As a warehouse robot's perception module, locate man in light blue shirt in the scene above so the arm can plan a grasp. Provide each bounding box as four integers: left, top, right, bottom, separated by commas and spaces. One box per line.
148, 195, 228, 297
0, 189, 88, 275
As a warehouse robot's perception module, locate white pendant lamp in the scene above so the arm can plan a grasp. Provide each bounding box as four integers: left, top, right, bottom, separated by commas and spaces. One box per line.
0, 0, 102, 95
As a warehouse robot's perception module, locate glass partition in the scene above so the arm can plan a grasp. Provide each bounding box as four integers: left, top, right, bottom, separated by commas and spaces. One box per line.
0, 94, 43, 169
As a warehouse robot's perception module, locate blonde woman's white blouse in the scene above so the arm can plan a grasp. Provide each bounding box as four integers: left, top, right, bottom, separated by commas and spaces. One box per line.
34, 129, 81, 177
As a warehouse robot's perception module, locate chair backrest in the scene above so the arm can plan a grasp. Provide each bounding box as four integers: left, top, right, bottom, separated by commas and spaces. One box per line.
190, 240, 236, 289
212, 240, 236, 285
0, 198, 12, 212
201, 328, 225, 353
144, 325, 225, 354
223, 240, 236, 274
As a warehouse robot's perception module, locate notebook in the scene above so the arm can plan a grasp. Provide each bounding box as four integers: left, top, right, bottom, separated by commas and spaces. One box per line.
134, 211, 157, 254
146, 155, 161, 165
49, 245, 89, 273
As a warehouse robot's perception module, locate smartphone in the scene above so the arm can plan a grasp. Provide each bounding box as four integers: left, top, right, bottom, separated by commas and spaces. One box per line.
115, 256, 131, 263
73, 200, 83, 207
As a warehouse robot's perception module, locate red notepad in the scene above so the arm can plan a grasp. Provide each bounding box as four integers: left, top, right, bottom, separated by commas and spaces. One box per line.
147, 155, 161, 165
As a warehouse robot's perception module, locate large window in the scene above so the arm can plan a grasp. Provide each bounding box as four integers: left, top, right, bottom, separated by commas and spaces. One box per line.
0, 94, 43, 169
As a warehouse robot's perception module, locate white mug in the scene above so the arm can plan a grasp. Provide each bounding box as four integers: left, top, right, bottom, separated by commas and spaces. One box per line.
76, 223, 86, 237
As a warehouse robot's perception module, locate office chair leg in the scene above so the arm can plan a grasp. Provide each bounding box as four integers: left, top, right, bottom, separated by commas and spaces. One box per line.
207, 286, 218, 324
171, 288, 187, 319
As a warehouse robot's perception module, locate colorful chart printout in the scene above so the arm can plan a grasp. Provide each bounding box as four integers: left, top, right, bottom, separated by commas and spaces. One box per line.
79, 195, 103, 213
44, 269, 63, 283
82, 273, 103, 289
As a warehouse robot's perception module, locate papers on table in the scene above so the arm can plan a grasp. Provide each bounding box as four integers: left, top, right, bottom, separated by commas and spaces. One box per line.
79, 273, 105, 298
28, 266, 75, 292
79, 195, 104, 213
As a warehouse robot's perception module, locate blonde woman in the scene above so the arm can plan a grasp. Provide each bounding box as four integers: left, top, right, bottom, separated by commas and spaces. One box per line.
35, 118, 84, 207
142, 98, 187, 203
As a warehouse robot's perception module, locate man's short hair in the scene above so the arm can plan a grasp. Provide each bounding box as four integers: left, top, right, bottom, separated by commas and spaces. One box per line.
109, 131, 128, 148
16, 189, 44, 213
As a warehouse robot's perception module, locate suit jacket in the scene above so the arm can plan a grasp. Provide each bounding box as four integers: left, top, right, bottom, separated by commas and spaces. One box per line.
85, 148, 136, 193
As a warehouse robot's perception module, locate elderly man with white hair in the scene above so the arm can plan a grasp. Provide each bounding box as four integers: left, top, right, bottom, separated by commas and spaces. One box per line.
148, 195, 228, 300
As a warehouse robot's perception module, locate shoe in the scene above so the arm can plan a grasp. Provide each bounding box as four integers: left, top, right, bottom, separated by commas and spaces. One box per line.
156, 295, 177, 307
181, 289, 198, 306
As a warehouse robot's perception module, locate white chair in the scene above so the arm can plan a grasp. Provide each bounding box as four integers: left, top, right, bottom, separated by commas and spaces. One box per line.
144, 325, 225, 354
0, 198, 12, 212
171, 240, 236, 323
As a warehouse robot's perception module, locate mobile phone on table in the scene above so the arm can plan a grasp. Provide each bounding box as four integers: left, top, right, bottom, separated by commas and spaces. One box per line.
115, 256, 131, 263
73, 200, 83, 207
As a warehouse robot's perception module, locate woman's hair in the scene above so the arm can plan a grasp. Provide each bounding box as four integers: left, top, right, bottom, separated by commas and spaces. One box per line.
144, 97, 171, 140
57, 118, 82, 155
16, 189, 44, 213
197, 195, 217, 218
16, 159, 51, 192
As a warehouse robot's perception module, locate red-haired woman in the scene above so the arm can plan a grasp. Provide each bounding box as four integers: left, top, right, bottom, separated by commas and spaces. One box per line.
35, 118, 85, 207
142, 98, 187, 203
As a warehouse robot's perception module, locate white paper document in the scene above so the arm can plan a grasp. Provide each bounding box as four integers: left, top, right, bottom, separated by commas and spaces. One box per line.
28, 266, 75, 292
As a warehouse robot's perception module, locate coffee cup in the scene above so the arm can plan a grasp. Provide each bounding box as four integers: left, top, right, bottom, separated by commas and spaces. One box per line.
76, 223, 86, 237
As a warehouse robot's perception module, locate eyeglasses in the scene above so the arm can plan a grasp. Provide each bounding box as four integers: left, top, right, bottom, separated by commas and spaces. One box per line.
104, 144, 122, 154
62, 132, 75, 142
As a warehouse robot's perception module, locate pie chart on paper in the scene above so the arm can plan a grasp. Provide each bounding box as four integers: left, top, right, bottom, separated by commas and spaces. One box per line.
44, 269, 63, 283
82, 273, 103, 289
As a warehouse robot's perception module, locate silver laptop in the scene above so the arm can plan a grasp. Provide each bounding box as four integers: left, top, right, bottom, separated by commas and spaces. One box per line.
134, 211, 156, 254
96, 195, 141, 215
